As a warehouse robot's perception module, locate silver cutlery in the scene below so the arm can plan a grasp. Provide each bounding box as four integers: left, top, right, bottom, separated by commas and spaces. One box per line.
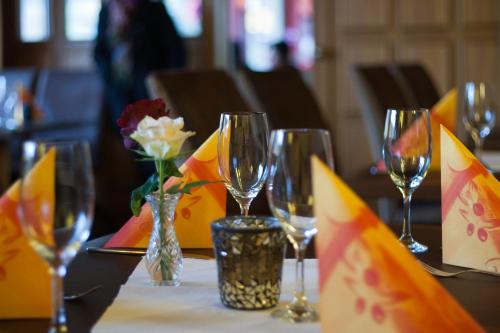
86, 247, 146, 255
64, 284, 103, 301
419, 261, 500, 278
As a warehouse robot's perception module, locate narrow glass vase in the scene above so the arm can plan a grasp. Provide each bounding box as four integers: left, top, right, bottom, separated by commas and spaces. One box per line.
144, 192, 183, 286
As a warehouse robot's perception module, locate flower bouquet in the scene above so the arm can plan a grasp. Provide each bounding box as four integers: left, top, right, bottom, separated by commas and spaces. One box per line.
118, 98, 209, 286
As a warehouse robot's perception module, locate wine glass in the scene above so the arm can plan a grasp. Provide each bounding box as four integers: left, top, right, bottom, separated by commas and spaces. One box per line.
19, 141, 95, 333
217, 112, 269, 216
266, 129, 334, 323
382, 109, 431, 253
463, 82, 496, 161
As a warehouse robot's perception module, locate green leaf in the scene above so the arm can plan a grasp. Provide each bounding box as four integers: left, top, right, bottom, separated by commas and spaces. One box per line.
162, 159, 183, 178
168, 180, 212, 194
130, 173, 159, 216
131, 149, 150, 157
135, 157, 156, 162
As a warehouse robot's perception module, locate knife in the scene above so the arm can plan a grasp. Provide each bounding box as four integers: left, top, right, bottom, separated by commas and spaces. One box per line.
86, 246, 214, 259
86, 247, 146, 256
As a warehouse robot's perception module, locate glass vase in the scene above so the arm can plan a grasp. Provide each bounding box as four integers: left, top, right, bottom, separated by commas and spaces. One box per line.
144, 192, 183, 286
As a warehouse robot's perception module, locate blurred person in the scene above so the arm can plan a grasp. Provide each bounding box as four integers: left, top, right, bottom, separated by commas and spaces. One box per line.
271, 41, 294, 70
94, 0, 186, 125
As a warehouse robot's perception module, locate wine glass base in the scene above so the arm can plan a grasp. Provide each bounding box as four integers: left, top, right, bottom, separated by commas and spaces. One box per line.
271, 303, 319, 323
399, 236, 428, 253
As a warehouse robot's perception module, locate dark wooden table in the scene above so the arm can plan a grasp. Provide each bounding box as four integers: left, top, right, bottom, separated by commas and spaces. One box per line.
1, 225, 499, 333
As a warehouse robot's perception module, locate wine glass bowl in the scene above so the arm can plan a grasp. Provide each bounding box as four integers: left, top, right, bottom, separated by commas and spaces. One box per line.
217, 112, 269, 216
463, 82, 496, 160
383, 109, 431, 253
266, 128, 334, 323
19, 141, 95, 333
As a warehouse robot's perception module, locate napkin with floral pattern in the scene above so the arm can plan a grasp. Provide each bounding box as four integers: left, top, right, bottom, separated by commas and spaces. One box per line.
441, 126, 500, 272
312, 156, 484, 332
0, 149, 53, 318
105, 131, 226, 249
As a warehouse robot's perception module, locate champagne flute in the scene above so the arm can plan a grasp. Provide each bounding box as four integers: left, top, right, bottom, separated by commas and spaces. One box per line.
19, 141, 95, 333
463, 82, 496, 161
266, 129, 334, 323
218, 112, 269, 216
383, 109, 431, 253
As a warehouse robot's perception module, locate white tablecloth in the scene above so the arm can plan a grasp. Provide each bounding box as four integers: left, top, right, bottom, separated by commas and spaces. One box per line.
94, 258, 320, 333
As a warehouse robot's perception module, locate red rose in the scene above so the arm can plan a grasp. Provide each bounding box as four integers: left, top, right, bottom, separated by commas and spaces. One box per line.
117, 98, 168, 149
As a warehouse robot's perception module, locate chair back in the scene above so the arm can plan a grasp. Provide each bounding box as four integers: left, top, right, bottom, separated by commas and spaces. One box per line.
146, 69, 250, 147
240, 68, 328, 130
393, 63, 440, 109
33, 70, 103, 148
350, 65, 412, 162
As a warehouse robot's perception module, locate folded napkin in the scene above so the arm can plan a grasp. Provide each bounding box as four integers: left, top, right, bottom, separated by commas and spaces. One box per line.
106, 131, 227, 249
376, 88, 457, 172
0, 149, 54, 318
441, 126, 500, 272
312, 156, 483, 332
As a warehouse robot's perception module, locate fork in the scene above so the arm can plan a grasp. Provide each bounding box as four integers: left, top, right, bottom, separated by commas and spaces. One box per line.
64, 284, 103, 301
419, 261, 500, 278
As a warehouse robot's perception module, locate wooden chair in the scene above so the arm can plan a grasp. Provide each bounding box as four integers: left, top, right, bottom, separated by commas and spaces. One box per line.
33, 70, 103, 154
393, 63, 440, 109
350, 64, 412, 163
146, 69, 250, 148
240, 68, 328, 130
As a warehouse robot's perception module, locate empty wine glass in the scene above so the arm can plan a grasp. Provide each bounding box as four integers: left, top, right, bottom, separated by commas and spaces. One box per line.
266, 129, 334, 323
463, 82, 496, 161
383, 109, 431, 253
19, 141, 95, 333
218, 112, 269, 216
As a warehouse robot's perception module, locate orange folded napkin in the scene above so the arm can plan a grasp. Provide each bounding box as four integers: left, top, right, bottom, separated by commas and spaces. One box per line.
0, 149, 54, 318
441, 126, 500, 272
376, 89, 457, 172
105, 131, 227, 249
312, 156, 483, 332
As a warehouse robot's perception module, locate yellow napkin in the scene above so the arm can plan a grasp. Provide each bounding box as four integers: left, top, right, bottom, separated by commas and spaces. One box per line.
106, 131, 227, 249
0, 150, 54, 318
441, 125, 500, 272
312, 156, 484, 332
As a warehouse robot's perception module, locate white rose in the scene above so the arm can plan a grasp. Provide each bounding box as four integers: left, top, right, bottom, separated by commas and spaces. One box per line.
130, 116, 195, 160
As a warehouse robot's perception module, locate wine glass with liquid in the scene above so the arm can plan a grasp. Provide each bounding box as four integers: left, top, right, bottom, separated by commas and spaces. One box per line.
383, 109, 431, 253
19, 141, 95, 333
266, 128, 334, 322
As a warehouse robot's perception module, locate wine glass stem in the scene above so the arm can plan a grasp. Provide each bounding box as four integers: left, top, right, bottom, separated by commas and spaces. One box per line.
238, 199, 252, 216
292, 242, 307, 305
51, 263, 67, 333
474, 137, 484, 161
401, 191, 413, 242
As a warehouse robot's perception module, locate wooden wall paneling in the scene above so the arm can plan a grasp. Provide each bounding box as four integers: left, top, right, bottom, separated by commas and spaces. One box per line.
335, 41, 391, 176
395, 40, 453, 94
398, 0, 451, 29
335, 0, 392, 31
461, 39, 498, 84
460, 0, 498, 26
336, 42, 392, 113
337, 116, 373, 176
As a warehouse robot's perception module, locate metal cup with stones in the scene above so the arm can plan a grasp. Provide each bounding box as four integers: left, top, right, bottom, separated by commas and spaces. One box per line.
211, 216, 286, 310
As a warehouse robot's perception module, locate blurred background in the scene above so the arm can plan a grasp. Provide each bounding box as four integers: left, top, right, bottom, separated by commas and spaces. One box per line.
0, 0, 499, 237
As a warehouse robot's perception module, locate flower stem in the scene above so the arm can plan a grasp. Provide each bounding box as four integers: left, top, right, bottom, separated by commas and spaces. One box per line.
156, 159, 170, 281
